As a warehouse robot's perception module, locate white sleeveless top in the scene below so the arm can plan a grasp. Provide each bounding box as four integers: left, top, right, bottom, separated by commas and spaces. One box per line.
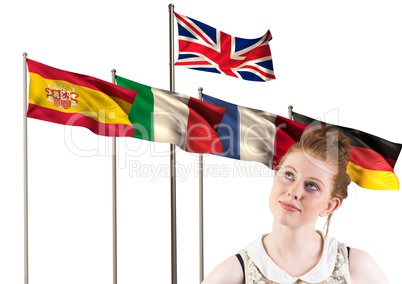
238, 232, 351, 284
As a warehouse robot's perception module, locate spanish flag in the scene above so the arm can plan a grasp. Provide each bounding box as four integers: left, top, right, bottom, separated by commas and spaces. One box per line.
292, 112, 401, 190
27, 59, 136, 137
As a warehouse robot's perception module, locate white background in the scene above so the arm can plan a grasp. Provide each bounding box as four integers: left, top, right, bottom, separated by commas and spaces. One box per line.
1, 0, 401, 283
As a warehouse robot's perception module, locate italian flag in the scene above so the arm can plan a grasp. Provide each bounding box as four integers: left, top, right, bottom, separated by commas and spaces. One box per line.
115, 75, 225, 154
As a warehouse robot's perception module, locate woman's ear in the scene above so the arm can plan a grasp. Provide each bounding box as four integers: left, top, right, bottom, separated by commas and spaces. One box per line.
320, 198, 341, 217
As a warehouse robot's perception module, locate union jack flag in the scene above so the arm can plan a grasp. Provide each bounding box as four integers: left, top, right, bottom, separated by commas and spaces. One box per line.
174, 12, 275, 82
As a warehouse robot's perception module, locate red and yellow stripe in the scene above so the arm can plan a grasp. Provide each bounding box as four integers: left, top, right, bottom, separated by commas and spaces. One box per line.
27, 59, 136, 137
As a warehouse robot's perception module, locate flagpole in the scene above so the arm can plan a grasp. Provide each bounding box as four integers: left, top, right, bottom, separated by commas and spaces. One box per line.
198, 87, 204, 282
111, 69, 118, 284
168, 4, 177, 284
288, 105, 293, 120
22, 52, 29, 284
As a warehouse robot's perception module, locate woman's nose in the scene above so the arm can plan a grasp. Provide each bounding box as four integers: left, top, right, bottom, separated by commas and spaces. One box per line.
288, 182, 302, 200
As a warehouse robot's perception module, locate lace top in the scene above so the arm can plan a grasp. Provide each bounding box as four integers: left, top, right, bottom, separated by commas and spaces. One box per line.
238, 232, 351, 284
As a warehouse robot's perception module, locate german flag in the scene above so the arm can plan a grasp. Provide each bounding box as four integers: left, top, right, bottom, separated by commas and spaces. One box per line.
27, 59, 137, 137
292, 112, 401, 190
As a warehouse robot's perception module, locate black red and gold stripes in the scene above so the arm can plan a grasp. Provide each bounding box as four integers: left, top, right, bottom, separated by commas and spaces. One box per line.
292, 112, 401, 190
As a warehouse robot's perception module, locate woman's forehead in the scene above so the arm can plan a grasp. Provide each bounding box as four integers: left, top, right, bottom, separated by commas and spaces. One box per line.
282, 151, 335, 177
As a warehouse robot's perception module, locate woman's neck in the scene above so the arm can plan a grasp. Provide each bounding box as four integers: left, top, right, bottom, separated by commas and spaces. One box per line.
262, 223, 324, 276
269, 223, 321, 252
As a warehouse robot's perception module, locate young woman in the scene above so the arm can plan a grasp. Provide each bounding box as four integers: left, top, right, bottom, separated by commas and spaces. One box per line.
202, 126, 389, 284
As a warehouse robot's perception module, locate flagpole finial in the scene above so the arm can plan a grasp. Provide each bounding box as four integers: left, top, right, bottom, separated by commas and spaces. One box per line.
111, 69, 116, 84
198, 87, 203, 100
288, 105, 293, 120
168, 3, 174, 10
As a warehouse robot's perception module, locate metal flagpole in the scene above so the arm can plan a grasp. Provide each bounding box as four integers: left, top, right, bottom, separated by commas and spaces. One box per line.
198, 87, 204, 282
22, 52, 29, 284
168, 4, 177, 284
111, 69, 118, 284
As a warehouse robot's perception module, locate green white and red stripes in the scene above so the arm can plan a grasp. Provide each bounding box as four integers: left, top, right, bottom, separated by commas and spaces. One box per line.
116, 76, 226, 154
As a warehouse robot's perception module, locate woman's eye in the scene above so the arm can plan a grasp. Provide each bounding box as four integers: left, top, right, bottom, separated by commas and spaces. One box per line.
305, 182, 319, 191
284, 172, 294, 180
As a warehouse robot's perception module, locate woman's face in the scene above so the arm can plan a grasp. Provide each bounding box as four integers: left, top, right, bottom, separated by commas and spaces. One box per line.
269, 150, 339, 229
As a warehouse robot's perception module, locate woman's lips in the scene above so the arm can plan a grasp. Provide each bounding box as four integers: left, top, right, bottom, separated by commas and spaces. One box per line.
279, 201, 301, 212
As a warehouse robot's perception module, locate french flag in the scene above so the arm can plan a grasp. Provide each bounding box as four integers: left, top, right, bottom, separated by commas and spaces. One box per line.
203, 94, 306, 169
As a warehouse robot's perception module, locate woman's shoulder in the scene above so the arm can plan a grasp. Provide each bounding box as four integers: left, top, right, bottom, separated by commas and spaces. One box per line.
202, 235, 266, 284
348, 247, 390, 284
201, 255, 244, 284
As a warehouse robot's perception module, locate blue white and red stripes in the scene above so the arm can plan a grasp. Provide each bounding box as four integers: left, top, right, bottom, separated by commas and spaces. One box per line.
202, 94, 306, 168
174, 12, 275, 82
